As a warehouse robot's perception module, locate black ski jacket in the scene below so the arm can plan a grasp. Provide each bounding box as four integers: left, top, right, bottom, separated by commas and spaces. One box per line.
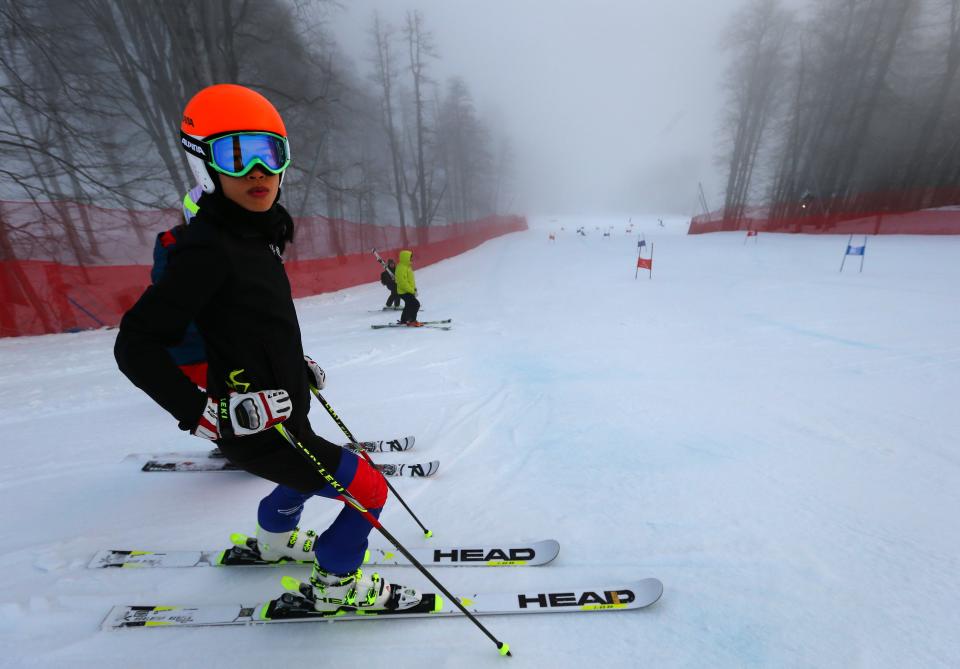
380, 268, 396, 290
114, 194, 311, 437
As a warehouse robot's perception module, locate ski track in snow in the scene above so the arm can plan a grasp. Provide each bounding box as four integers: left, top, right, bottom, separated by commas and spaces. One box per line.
1, 214, 959, 668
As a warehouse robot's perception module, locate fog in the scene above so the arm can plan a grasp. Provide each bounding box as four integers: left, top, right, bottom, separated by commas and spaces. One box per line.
329, 0, 744, 216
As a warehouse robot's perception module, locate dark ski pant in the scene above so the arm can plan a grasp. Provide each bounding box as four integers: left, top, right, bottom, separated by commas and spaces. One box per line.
399, 294, 420, 323
385, 288, 400, 308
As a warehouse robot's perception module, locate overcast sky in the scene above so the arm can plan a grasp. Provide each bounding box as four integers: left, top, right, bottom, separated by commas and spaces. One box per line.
327, 0, 748, 217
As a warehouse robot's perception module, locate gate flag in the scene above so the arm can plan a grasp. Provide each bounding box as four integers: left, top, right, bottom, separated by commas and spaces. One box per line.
635, 241, 654, 279
839, 234, 868, 273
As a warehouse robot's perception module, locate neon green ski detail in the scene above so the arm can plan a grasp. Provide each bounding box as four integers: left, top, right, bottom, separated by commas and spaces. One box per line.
424, 530, 434, 538
281, 576, 300, 592
129, 551, 153, 556
259, 602, 271, 620
230, 532, 248, 547
227, 369, 250, 392
433, 595, 443, 612
182, 192, 200, 215
487, 560, 527, 566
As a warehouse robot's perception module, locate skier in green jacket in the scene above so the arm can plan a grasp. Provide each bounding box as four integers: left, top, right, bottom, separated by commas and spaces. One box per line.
395, 249, 421, 325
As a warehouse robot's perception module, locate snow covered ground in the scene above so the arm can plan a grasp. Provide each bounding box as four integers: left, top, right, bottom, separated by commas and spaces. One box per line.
1, 215, 959, 668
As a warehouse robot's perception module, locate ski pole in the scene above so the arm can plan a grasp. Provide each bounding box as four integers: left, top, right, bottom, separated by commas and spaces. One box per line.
272, 423, 512, 657
310, 386, 433, 538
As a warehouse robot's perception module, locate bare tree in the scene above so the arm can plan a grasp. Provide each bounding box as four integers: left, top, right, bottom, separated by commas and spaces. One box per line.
0, 0, 515, 284
436, 76, 495, 222
719, 0, 960, 225
901, 0, 960, 203
403, 10, 439, 233
369, 12, 408, 241
720, 0, 793, 226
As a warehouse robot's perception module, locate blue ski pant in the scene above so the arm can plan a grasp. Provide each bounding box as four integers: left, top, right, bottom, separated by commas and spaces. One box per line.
257, 449, 386, 574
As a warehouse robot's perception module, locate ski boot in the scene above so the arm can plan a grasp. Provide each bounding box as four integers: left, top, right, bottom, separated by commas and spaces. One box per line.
255, 525, 318, 563
305, 562, 422, 612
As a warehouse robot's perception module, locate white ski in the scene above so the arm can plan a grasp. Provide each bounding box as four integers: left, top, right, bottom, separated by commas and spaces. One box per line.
102, 578, 663, 629
140, 457, 436, 477
89, 539, 560, 569
127, 435, 415, 463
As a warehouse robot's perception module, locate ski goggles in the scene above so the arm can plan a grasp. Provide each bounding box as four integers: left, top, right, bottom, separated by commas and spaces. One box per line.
180, 131, 290, 177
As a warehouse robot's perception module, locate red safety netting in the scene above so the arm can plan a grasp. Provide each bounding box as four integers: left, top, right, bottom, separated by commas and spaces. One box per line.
0, 200, 526, 337
689, 189, 960, 235
688, 207, 960, 235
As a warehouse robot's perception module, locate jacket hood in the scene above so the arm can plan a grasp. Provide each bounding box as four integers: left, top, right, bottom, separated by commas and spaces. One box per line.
398, 249, 413, 266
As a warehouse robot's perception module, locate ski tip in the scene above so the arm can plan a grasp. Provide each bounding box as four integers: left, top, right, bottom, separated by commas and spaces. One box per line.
542, 539, 561, 564
647, 578, 665, 605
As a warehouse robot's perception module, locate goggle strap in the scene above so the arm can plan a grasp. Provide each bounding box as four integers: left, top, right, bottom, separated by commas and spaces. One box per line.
180, 132, 209, 161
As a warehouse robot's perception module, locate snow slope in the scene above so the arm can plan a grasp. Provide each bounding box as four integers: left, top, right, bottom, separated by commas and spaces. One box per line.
1, 216, 958, 668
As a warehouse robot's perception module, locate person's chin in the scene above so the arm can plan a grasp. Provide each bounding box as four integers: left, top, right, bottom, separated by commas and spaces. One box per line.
244, 195, 274, 211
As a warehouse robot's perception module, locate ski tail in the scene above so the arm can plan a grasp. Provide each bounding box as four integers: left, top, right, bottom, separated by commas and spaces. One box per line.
345, 436, 415, 453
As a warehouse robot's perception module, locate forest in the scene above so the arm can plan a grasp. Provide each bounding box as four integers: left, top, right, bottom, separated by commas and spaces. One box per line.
720, 0, 960, 225
0, 0, 514, 262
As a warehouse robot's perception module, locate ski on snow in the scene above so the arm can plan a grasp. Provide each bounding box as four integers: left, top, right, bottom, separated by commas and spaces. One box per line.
135, 436, 424, 474
129, 435, 415, 462
140, 458, 438, 477
368, 307, 425, 313
102, 578, 662, 629
89, 539, 560, 570
371, 319, 451, 331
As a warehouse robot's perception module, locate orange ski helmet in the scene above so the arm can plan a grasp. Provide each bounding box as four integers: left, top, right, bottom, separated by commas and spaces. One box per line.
180, 84, 290, 193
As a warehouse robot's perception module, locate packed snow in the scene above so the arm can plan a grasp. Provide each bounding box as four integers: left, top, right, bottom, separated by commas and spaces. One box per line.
1, 216, 958, 668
